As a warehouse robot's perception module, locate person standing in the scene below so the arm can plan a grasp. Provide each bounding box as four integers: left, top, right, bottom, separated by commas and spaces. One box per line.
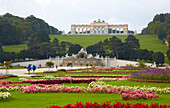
32, 65, 36, 74
27, 64, 31, 75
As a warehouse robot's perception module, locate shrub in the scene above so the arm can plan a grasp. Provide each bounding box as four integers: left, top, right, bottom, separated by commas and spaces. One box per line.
57, 69, 67, 72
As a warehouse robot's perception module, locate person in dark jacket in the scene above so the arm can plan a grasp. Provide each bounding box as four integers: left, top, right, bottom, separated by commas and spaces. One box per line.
32, 65, 36, 74
27, 64, 31, 75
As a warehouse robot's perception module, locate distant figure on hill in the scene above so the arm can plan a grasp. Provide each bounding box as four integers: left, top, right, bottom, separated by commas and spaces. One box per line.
27, 64, 31, 75
32, 65, 36, 74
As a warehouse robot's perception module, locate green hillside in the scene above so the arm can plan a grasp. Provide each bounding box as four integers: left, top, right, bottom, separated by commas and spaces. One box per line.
50, 34, 168, 54
2, 34, 168, 54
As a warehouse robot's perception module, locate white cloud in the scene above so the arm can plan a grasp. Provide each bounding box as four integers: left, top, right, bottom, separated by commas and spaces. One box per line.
35, 0, 52, 8
0, 0, 170, 33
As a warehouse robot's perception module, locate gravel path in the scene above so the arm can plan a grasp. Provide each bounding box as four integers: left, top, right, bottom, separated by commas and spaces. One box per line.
0, 67, 88, 76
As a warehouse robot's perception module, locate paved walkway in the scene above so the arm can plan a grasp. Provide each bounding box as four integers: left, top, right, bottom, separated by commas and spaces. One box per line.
0, 67, 88, 76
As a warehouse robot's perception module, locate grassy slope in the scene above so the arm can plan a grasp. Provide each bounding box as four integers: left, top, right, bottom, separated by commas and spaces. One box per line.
2, 44, 28, 53
2, 35, 168, 54
2, 41, 28, 53
50, 34, 168, 54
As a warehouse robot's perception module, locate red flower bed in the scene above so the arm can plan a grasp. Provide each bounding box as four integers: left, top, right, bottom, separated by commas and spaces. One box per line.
0, 79, 95, 85
31, 79, 95, 84
55, 71, 64, 72
35, 75, 130, 78
128, 78, 170, 83
98, 67, 122, 70
66, 75, 128, 78
0, 76, 9, 79
47, 101, 170, 108
66, 69, 83, 71
81, 70, 132, 73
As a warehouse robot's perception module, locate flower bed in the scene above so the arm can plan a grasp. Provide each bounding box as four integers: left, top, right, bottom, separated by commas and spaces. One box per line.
23, 84, 85, 93
128, 78, 170, 83
0, 78, 95, 85
88, 81, 170, 94
23, 83, 159, 100
30, 79, 95, 84
73, 70, 132, 73
98, 67, 122, 70
47, 101, 170, 108
87, 88, 159, 100
0, 92, 11, 99
121, 66, 149, 70
19, 76, 129, 81
35, 75, 130, 78
131, 69, 170, 80
66, 69, 84, 71
0, 76, 9, 79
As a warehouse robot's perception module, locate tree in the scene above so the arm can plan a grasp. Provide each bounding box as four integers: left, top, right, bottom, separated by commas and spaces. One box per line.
52, 38, 59, 50
80, 63, 83, 67
27, 30, 50, 48
167, 50, 170, 60
67, 63, 73, 67
86, 64, 89, 67
45, 61, 54, 71
125, 35, 140, 49
68, 44, 82, 54
136, 60, 146, 68
1, 61, 12, 74
39, 42, 56, 59
152, 52, 165, 64
167, 35, 170, 49
19, 50, 29, 60
141, 13, 170, 41
0, 41, 3, 52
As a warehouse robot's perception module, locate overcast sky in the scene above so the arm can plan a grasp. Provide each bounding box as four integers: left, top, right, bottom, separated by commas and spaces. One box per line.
0, 0, 170, 33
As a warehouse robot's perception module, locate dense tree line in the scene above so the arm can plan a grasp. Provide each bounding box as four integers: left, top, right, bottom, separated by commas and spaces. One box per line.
0, 13, 62, 45
86, 35, 164, 64
142, 13, 170, 41
0, 30, 83, 63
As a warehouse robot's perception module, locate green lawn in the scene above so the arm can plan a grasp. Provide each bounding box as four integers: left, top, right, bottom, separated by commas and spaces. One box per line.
2, 44, 28, 53
0, 91, 169, 108
105, 80, 170, 88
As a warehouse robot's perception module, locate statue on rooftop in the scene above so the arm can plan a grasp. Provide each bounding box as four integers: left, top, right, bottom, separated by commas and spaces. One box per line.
65, 53, 69, 58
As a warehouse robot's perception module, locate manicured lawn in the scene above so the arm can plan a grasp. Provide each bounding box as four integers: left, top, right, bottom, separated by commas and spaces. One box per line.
2, 44, 28, 53
0, 91, 169, 108
105, 80, 170, 88
0, 77, 22, 81
0, 75, 170, 108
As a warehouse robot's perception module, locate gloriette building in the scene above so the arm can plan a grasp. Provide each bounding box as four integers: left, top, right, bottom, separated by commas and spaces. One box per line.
71, 19, 131, 35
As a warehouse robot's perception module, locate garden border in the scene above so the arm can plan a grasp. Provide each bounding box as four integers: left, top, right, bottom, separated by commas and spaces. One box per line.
128, 78, 170, 83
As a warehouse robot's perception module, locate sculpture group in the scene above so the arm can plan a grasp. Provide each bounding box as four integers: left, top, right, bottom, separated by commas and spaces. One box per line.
53, 48, 116, 67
